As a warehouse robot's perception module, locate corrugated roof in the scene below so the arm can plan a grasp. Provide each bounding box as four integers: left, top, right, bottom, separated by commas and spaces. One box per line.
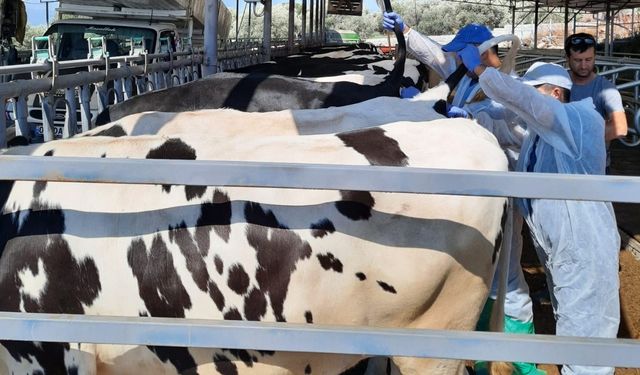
531, 1, 640, 12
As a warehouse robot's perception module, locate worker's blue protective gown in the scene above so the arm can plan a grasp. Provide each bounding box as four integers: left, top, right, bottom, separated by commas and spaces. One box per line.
479, 67, 620, 375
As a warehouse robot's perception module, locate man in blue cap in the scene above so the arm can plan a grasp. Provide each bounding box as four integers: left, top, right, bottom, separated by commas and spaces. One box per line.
459, 45, 621, 375
383, 13, 545, 375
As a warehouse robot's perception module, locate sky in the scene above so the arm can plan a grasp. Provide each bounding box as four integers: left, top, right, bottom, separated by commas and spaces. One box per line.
23, 0, 383, 26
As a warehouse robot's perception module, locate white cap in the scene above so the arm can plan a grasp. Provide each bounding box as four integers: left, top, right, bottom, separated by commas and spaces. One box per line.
520, 62, 572, 90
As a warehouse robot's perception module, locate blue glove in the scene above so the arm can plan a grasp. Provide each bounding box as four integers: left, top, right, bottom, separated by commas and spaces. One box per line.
400, 86, 420, 99
457, 44, 482, 72
382, 12, 405, 32
446, 104, 469, 118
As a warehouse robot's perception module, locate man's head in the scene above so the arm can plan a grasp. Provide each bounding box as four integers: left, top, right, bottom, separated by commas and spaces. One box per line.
564, 33, 597, 80
521, 62, 572, 103
442, 24, 501, 68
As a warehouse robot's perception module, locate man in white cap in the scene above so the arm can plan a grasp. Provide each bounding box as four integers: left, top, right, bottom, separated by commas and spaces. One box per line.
458, 46, 621, 375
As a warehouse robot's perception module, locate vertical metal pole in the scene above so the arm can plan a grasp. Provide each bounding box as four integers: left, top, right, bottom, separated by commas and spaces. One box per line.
45, 2, 50, 25
573, 10, 577, 34
533, 0, 539, 49
235, 0, 239, 41
263, 0, 272, 61
203, 0, 219, 76
321, 0, 325, 44
633, 8, 636, 36
605, 3, 610, 56
309, 0, 314, 44
596, 12, 599, 41
315, 0, 319, 43
511, 2, 516, 35
564, 0, 569, 42
248, 4, 252, 38
302, 0, 307, 46
288, 0, 295, 51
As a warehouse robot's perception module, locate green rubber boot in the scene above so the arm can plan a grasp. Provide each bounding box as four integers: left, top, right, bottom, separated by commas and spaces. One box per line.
503, 316, 547, 375
473, 299, 546, 375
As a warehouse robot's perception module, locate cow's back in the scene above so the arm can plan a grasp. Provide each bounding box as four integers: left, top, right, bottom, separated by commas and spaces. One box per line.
0, 120, 507, 374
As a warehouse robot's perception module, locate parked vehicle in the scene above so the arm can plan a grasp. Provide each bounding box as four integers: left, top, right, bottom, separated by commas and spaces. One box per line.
325, 29, 361, 45
26, 0, 231, 140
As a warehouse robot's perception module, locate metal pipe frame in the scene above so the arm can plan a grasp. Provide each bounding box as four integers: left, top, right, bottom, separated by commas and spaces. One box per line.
0, 156, 640, 203
0, 312, 638, 368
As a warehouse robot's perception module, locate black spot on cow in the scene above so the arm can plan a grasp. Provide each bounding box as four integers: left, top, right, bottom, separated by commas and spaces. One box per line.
493, 203, 508, 264
0, 206, 100, 375
1, 340, 71, 375
317, 252, 343, 273
305, 364, 312, 374
337, 127, 408, 167
340, 358, 372, 374
185, 185, 207, 201
310, 218, 335, 238
225, 349, 255, 368
245, 202, 313, 322
377, 281, 397, 294
68, 366, 79, 375
336, 191, 375, 221
223, 307, 242, 320
169, 221, 210, 292
195, 189, 232, 256
305, 310, 313, 323
32, 150, 55, 198
244, 201, 287, 229
127, 235, 192, 317
147, 346, 198, 375
7, 135, 29, 147
228, 263, 250, 295
145, 138, 199, 198
208, 280, 226, 311
355, 272, 367, 281
90, 124, 127, 137
214, 354, 238, 375
244, 287, 267, 321
214, 255, 224, 274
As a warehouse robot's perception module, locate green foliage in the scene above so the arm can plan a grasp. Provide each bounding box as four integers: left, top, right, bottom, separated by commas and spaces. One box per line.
229, 0, 510, 41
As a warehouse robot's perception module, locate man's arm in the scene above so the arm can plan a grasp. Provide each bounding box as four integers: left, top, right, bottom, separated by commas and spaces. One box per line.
404, 29, 458, 80
605, 111, 627, 142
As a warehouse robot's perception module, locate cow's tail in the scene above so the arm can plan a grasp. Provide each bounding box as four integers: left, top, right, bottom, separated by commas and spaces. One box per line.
380, 0, 406, 95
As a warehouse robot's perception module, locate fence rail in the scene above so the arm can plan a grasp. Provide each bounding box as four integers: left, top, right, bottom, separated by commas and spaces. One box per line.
0, 312, 638, 368
0, 156, 638, 368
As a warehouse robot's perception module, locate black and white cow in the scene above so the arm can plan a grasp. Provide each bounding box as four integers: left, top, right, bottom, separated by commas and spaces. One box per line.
94, 34, 409, 126
83, 84, 450, 138
0, 120, 508, 374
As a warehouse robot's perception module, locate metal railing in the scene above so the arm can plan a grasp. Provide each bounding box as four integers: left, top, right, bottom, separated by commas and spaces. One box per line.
0, 156, 639, 369
0, 49, 204, 146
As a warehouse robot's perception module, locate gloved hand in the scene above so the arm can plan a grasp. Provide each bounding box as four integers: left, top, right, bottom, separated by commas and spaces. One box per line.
457, 44, 482, 72
382, 12, 405, 32
400, 86, 420, 99
446, 104, 469, 118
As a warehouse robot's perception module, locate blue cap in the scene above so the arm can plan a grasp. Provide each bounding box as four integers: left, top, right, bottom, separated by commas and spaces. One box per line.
441, 24, 494, 52
520, 62, 572, 90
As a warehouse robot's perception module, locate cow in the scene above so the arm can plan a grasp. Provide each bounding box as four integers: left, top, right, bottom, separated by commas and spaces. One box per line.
0, 119, 508, 374
93, 31, 409, 126
83, 84, 450, 138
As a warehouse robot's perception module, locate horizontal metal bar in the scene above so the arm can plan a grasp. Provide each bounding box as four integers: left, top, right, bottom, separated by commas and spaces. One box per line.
0, 156, 639, 203
0, 312, 637, 367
